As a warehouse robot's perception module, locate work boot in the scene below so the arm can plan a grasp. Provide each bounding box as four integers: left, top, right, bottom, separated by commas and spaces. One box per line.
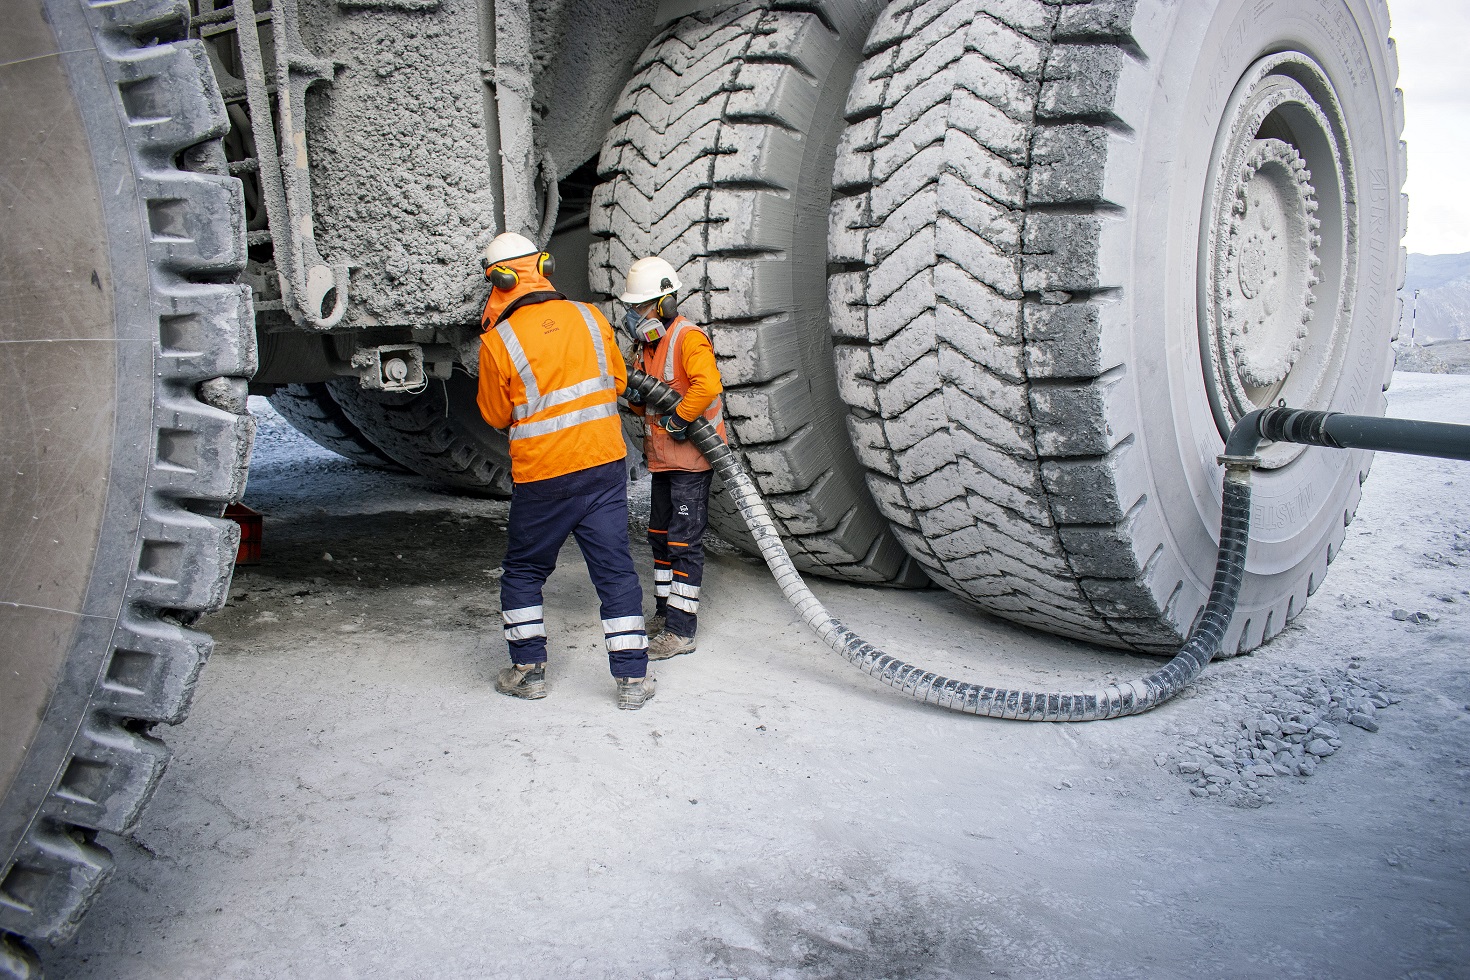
616, 675, 656, 710
647, 630, 696, 661
646, 610, 666, 637
495, 662, 547, 699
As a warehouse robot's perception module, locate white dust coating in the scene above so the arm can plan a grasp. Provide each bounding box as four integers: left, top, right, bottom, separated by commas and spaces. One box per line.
300, 0, 499, 327
1199, 52, 1358, 428
46, 374, 1470, 978
1222, 138, 1320, 389
527, 0, 665, 180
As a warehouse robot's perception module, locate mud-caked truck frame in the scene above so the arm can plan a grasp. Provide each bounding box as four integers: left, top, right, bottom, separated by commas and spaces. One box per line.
2, 0, 1403, 970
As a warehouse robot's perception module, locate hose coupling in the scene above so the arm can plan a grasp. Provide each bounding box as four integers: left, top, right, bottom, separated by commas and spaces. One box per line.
1257, 406, 1343, 449
1216, 452, 1262, 474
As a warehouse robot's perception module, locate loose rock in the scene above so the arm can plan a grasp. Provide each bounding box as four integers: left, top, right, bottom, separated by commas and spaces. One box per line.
1162, 666, 1392, 805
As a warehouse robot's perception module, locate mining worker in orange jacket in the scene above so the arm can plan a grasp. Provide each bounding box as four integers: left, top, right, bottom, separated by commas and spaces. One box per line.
476, 232, 652, 710
620, 256, 727, 661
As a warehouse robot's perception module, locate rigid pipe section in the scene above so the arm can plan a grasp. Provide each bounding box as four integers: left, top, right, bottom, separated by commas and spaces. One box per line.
627, 369, 1469, 721
1225, 406, 1470, 462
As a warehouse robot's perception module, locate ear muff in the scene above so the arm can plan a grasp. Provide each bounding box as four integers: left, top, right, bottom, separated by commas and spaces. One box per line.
488, 265, 518, 291
488, 252, 554, 291
655, 291, 676, 319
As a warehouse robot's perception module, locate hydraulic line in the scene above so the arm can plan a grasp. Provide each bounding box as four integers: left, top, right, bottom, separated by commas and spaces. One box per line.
628, 369, 1470, 721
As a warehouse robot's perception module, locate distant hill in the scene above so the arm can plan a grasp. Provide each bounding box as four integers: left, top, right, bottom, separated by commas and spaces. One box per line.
1399, 252, 1470, 345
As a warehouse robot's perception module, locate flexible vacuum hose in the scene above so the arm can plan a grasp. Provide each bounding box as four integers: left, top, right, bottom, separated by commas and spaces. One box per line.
629, 370, 1470, 720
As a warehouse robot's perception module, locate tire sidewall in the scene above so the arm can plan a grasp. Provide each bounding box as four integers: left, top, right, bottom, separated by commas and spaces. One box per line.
1124, 0, 1400, 639
0, 0, 159, 878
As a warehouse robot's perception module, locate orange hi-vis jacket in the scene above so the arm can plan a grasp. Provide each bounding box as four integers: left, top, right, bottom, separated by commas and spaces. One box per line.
477, 257, 627, 485
633, 315, 726, 473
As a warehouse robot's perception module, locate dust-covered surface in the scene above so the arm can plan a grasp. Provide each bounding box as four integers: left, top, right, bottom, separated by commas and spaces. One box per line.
1396, 339, 1470, 375
529, 0, 664, 180
301, 0, 497, 327
296, 0, 662, 329
45, 377, 1470, 978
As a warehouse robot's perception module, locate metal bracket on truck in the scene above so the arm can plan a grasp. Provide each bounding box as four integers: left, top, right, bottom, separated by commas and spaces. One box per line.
231, 0, 351, 328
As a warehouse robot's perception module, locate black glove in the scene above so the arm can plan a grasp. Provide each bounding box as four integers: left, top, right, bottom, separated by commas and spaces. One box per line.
658, 412, 690, 441
626, 387, 645, 407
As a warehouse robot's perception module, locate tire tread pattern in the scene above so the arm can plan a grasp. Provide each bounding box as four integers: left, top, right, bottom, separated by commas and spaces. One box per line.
325, 376, 514, 497
267, 383, 407, 471
830, 0, 1404, 652
831, 0, 1197, 650
590, 1, 921, 584
1, 0, 256, 954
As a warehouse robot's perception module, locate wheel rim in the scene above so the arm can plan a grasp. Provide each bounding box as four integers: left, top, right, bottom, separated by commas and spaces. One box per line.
1199, 53, 1356, 470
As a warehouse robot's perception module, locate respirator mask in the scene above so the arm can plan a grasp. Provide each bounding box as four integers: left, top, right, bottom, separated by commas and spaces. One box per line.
624, 305, 668, 344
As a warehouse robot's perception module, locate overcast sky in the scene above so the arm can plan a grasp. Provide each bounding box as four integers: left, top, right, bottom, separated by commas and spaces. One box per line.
1391, 0, 1470, 256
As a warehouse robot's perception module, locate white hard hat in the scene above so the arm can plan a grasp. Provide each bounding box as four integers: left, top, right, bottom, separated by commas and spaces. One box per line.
620, 256, 682, 304
484, 232, 538, 266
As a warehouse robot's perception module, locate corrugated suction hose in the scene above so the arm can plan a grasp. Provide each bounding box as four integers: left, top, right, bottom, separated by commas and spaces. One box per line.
628, 369, 1470, 721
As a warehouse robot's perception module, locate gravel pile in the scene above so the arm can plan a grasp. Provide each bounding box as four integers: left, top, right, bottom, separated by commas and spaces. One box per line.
1159, 666, 1398, 807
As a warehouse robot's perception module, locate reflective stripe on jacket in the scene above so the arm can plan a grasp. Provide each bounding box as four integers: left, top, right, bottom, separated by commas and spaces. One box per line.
636, 316, 726, 473
478, 299, 628, 484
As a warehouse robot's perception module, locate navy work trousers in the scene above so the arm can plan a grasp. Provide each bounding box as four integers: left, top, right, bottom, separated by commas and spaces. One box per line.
500, 481, 647, 678
648, 469, 713, 637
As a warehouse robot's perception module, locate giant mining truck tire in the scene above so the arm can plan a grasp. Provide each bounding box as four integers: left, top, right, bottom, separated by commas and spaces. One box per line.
325, 374, 514, 497
829, 0, 1405, 652
590, 0, 927, 586
0, 0, 254, 970
266, 383, 408, 471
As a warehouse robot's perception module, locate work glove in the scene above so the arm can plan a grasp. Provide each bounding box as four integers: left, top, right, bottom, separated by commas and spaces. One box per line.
658, 412, 691, 441
626, 387, 645, 408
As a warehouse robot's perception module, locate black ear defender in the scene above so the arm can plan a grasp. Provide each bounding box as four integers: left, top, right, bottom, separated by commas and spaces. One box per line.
655, 277, 676, 318
486, 252, 555, 291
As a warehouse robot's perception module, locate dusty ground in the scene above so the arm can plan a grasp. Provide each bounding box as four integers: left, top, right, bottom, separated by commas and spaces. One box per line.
45, 375, 1470, 979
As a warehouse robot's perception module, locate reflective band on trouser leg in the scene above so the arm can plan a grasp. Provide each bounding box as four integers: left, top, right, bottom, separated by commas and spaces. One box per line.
503, 604, 544, 625
649, 475, 673, 613
667, 581, 699, 614
604, 615, 648, 653
503, 604, 547, 641
502, 489, 586, 666
501, 605, 548, 662
572, 482, 648, 679
663, 470, 712, 639
505, 623, 546, 641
